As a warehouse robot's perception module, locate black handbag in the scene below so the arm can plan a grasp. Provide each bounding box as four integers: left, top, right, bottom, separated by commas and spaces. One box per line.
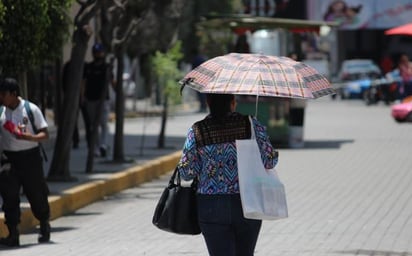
152, 167, 201, 235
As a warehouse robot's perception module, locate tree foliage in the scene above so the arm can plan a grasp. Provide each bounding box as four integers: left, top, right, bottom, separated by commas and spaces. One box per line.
152, 41, 183, 105
0, 0, 72, 75
151, 40, 184, 148
0, 1, 49, 75
43, 0, 73, 60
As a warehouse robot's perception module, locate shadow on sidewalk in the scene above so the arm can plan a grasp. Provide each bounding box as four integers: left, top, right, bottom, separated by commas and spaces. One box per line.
301, 139, 354, 149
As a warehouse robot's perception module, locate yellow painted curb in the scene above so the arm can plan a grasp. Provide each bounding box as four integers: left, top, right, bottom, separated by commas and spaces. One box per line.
0, 151, 181, 236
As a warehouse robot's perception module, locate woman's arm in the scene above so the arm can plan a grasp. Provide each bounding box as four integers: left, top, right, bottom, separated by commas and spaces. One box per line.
177, 127, 201, 180
252, 117, 279, 169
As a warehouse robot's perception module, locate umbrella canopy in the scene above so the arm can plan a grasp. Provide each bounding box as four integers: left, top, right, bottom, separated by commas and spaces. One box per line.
385, 23, 412, 36
180, 53, 335, 99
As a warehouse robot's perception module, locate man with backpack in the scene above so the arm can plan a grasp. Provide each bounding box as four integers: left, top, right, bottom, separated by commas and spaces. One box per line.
0, 78, 51, 247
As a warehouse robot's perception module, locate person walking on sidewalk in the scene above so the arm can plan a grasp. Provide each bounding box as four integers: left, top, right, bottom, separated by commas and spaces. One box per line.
82, 43, 114, 157
0, 78, 51, 247
177, 94, 279, 256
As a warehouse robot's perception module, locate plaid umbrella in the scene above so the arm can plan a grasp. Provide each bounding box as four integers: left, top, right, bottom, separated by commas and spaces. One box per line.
180, 53, 335, 99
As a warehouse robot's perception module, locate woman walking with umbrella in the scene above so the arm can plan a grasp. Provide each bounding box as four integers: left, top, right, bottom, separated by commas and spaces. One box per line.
178, 53, 335, 256
177, 93, 278, 256
176, 53, 334, 255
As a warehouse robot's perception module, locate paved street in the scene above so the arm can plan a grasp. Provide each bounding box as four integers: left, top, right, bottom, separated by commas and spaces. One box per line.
1, 98, 412, 255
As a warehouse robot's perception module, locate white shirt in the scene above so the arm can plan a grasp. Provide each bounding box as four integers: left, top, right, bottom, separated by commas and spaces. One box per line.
0, 100, 48, 151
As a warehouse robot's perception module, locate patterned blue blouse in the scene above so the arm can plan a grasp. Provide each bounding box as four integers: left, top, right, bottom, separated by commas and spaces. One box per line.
177, 114, 278, 195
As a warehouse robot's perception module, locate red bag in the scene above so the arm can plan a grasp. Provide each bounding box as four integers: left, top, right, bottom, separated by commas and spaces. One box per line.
3, 120, 22, 135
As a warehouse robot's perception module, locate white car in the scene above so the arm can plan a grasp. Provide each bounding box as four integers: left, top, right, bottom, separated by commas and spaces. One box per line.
335, 59, 382, 99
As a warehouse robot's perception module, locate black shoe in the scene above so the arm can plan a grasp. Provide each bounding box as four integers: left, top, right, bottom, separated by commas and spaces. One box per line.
0, 235, 20, 247
38, 221, 51, 243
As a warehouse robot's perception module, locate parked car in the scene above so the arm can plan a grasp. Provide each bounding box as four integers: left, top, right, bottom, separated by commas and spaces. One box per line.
334, 59, 382, 99
391, 98, 412, 122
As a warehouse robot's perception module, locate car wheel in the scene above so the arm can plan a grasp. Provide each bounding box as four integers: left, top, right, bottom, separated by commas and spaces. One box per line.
395, 118, 405, 123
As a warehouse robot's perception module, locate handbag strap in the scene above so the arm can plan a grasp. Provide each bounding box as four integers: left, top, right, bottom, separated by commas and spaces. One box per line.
169, 167, 181, 186
169, 167, 198, 189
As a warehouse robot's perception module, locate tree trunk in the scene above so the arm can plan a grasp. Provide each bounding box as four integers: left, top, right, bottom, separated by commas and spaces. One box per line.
47, 26, 91, 181
157, 96, 168, 148
54, 58, 63, 125
113, 48, 126, 162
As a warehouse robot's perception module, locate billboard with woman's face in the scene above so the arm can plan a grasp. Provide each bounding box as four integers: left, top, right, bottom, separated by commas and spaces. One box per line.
308, 0, 412, 29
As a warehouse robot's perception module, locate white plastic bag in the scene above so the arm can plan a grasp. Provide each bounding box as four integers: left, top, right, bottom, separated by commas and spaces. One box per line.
236, 116, 288, 220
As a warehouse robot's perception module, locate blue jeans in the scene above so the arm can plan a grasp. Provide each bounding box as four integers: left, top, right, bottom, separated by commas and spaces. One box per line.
197, 194, 262, 256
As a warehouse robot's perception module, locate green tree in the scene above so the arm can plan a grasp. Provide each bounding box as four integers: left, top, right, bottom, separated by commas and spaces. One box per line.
44, 0, 72, 60
152, 41, 183, 148
0, 1, 49, 76
48, 0, 99, 181
90, 0, 150, 168
0, 0, 71, 97
48, 0, 187, 178
90, 0, 187, 168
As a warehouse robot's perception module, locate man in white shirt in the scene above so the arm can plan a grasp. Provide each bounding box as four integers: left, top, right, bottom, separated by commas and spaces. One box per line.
0, 78, 50, 247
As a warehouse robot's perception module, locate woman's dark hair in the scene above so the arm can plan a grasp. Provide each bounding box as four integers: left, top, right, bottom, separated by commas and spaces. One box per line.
0, 77, 20, 95
206, 93, 234, 118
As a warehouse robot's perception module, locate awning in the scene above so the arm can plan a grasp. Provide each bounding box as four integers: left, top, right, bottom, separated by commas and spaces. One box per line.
197, 14, 338, 33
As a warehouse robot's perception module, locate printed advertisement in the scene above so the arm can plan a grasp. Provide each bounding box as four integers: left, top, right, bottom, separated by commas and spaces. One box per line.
307, 0, 412, 29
